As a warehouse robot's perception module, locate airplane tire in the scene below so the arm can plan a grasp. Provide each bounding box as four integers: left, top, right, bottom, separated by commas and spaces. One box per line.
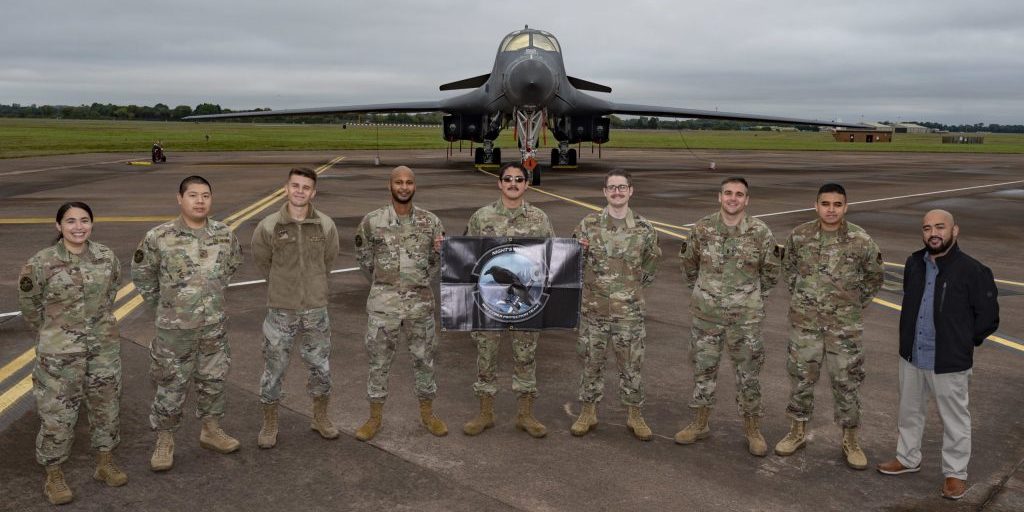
474, 147, 484, 165
531, 165, 541, 186
492, 148, 501, 165
567, 148, 576, 166
550, 148, 560, 166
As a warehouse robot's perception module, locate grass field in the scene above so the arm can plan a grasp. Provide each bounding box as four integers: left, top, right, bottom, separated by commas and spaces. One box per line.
2, 118, 1023, 159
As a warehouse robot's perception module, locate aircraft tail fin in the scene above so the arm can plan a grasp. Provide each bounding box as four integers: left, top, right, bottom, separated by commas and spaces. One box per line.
440, 74, 491, 91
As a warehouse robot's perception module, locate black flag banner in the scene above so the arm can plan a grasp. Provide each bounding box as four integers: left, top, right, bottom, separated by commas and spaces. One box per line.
441, 237, 582, 331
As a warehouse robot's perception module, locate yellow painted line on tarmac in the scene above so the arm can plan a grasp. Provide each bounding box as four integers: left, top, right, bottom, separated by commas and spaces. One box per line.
0, 375, 33, 411
0, 216, 174, 225
113, 294, 145, 322
0, 348, 35, 385
883, 262, 1024, 288
224, 156, 344, 228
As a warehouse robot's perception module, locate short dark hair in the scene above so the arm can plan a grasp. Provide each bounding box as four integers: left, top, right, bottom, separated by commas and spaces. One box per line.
179, 175, 212, 195
721, 176, 748, 191
498, 162, 528, 181
289, 167, 317, 184
817, 182, 846, 199
605, 168, 632, 187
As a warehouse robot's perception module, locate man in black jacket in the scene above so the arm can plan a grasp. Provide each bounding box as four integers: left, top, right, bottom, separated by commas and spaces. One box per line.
876, 209, 999, 501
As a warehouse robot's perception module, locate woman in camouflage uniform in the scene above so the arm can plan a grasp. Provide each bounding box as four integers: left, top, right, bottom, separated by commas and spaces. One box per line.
18, 202, 127, 505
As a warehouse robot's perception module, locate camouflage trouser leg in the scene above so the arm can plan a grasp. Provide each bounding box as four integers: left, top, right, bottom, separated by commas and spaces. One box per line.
259, 307, 332, 404
785, 323, 865, 427
404, 314, 438, 400
576, 317, 646, 406
510, 331, 539, 397
365, 311, 438, 402
149, 322, 230, 431
33, 344, 122, 466
470, 331, 540, 397
470, 332, 500, 397
689, 316, 765, 416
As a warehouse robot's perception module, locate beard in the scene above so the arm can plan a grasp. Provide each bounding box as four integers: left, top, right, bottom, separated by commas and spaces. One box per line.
925, 236, 954, 255
391, 189, 414, 204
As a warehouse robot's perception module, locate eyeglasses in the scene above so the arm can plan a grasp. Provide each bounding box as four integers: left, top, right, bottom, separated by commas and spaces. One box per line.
604, 184, 631, 192
501, 176, 526, 183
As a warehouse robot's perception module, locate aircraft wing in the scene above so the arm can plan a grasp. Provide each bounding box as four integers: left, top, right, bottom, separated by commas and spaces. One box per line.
183, 101, 445, 120
609, 102, 868, 129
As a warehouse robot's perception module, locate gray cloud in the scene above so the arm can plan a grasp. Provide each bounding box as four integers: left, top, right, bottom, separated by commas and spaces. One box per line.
2, 0, 1021, 124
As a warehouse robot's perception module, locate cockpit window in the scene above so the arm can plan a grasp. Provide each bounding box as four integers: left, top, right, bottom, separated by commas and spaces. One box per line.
532, 34, 560, 52
502, 34, 531, 52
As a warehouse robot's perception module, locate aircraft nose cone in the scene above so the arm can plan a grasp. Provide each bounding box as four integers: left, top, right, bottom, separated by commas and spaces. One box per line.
504, 58, 556, 108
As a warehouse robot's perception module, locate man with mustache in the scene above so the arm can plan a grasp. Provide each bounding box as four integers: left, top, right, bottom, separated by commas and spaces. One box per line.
876, 209, 999, 501
463, 162, 555, 438
570, 169, 661, 441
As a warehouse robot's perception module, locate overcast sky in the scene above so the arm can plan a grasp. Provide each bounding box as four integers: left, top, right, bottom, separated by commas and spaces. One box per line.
2, 1, 1022, 124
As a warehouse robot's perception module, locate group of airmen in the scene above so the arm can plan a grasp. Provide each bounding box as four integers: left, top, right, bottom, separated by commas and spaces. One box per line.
19, 162, 887, 506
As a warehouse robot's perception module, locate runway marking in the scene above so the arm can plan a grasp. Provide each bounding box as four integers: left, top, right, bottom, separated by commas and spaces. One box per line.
0, 156, 347, 417
0, 348, 35, 386
0, 216, 174, 225
869, 298, 1022, 351
0, 158, 134, 177
0, 376, 33, 412
752, 179, 1024, 220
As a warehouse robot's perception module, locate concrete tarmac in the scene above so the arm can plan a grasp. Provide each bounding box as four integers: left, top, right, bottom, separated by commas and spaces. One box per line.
1, 148, 1022, 511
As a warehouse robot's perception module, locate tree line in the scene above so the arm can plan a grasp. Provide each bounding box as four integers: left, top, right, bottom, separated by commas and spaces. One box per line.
1, 103, 1021, 133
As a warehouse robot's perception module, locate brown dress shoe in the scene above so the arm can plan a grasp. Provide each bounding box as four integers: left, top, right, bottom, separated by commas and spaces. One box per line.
876, 458, 920, 475
942, 477, 967, 500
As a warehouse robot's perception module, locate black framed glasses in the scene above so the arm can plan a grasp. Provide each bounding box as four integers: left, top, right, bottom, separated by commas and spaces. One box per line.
604, 184, 631, 192
501, 176, 526, 183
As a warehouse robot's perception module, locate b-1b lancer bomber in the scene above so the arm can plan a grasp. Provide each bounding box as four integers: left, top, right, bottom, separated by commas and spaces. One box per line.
186, 26, 865, 184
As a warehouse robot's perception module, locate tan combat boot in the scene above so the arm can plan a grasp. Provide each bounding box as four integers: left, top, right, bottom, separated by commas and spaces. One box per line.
93, 450, 128, 486
515, 394, 547, 438
419, 399, 448, 436
200, 417, 241, 454
150, 431, 175, 472
774, 419, 807, 456
43, 464, 73, 505
570, 402, 598, 436
842, 427, 868, 470
355, 402, 384, 441
743, 416, 768, 457
258, 403, 279, 449
311, 395, 340, 439
463, 395, 495, 436
627, 406, 653, 441
674, 406, 711, 445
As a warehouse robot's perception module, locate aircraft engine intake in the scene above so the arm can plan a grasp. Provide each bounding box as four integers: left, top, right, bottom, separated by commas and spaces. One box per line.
550, 116, 610, 144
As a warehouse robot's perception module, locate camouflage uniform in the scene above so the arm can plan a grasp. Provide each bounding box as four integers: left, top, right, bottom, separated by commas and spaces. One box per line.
18, 241, 122, 466
356, 204, 444, 402
573, 208, 660, 406
132, 216, 242, 431
466, 200, 555, 397
680, 212, 780, 416
783, 219, 883, 427
252, 204, 339, 404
